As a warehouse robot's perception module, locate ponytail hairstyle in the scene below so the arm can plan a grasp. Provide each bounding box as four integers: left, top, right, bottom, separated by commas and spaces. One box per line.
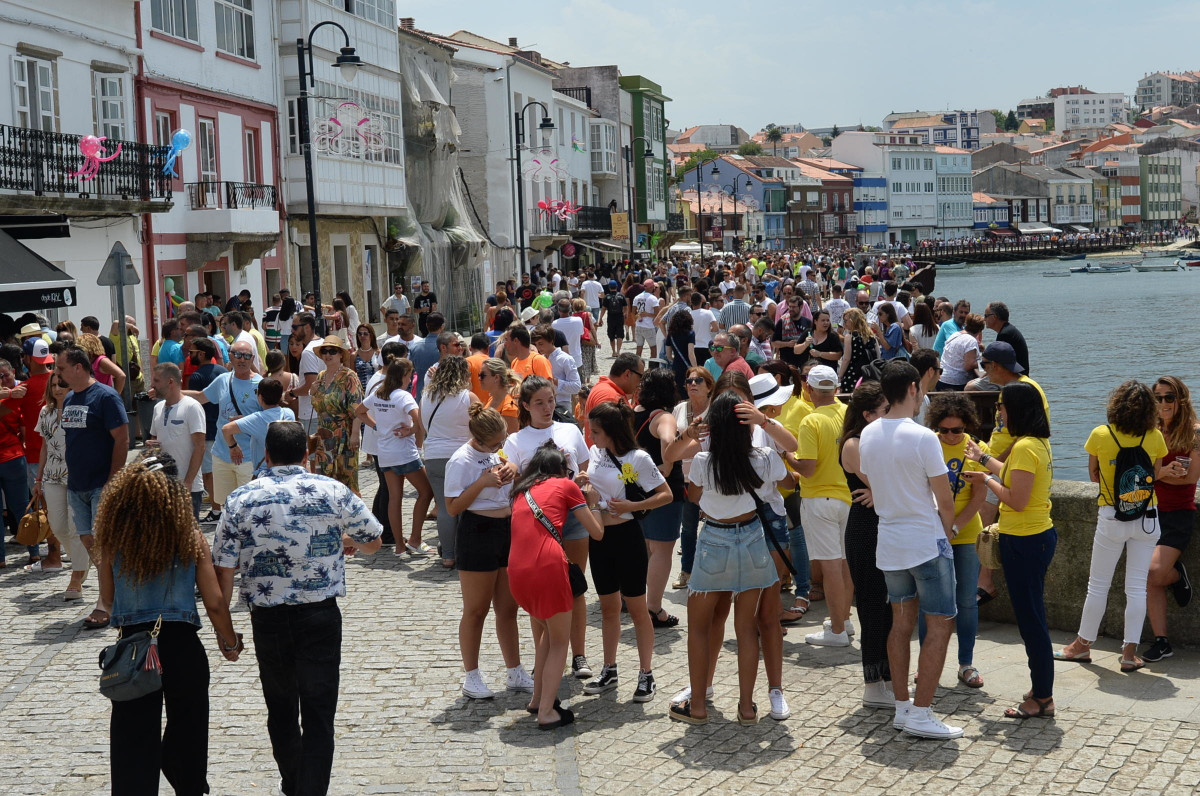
467, 402, 507, 444
376, 358, 414, 399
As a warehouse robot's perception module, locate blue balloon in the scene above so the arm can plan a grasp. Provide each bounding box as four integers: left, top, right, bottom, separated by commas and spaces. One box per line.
162, 129, 193, 177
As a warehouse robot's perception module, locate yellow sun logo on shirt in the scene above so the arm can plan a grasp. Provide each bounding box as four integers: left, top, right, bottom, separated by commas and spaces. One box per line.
619, 462, 638, 484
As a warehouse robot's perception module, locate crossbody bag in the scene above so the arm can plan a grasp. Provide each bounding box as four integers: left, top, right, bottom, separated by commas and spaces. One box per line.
523, 489, 588, 597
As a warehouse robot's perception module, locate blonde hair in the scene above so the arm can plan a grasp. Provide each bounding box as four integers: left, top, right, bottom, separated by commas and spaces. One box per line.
841, 308, 872, 343
425, 355, 471, 401
480, 357, 519, 395
78, 332, 104, 359
571, 297, 586, 313
467, 402, 507, 441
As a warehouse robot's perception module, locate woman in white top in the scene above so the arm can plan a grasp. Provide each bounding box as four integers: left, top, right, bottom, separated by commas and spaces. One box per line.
576, 401, 671, 703
421, 356, 478, 569
355, 358, 434, 556
669, 392, 785, 727
444, 404, 532, 701
937, 313, 985, 391
909, 301, 939, 351
502, 375, 593, 678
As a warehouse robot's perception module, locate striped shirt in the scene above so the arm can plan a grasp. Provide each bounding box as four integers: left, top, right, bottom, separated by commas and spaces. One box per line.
719, 298, 751, 330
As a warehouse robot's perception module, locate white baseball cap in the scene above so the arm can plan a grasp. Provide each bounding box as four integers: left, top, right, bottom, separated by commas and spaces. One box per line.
806, 365, 839, 391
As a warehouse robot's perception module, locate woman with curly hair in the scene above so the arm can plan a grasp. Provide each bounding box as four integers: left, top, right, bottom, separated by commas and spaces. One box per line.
836, 308, 877, 393
1055, 380, 1179, 673
94, 452, 240, 794
422, 355, 480, 567
1143, 377, 1200, 662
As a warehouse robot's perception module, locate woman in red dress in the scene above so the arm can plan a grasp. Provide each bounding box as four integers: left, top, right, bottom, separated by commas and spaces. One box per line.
509, 442, 603, 729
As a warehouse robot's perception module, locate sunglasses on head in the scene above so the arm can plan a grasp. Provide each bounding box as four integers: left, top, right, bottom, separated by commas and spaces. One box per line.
1156, 393, 1177, 404
319, 347, 343, 356
230, 351, 254, 361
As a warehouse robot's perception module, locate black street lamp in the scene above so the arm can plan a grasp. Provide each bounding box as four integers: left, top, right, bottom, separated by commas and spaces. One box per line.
718, 173, 750, 252
296, 21, 361, 334
513, 101, 556, 278
623, 136, 655, 264
691, 156, 722, 260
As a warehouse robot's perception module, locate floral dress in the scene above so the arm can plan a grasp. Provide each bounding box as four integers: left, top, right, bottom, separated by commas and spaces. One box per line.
311, 366, 364, 493
840, 333, 879, 393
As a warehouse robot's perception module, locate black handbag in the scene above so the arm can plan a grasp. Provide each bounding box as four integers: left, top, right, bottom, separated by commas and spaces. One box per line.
607, 449, 652, 521
524, 490, 588, 597
98, 616, 163, 702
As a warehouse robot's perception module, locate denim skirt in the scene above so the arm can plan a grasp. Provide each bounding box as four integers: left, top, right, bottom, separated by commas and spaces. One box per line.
690, 516, 779, 595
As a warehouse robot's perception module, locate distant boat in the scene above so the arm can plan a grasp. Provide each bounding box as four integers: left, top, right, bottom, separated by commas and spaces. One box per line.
1139, 248, 1179, 258
1178, 252, 1200, 261
1057, 253, 1086, 261
936, 262, 967, 270
1042, 271, 1072, 277
1076, 263, 1131, 274
1184, 259, 1200, 268
1134, 262, 1184, 272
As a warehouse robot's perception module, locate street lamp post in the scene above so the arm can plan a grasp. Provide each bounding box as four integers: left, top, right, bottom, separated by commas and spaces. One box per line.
296, 21, 361, 334
718, 174, 748, 252
690, 155, 722, 262
623, 136, 655, 265
513, 102, 556, 279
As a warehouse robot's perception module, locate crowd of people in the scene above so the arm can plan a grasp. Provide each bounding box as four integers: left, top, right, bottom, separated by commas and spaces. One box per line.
0, 244, 1196, 791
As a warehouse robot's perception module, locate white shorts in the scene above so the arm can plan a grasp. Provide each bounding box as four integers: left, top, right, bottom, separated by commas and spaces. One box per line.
634, 326, 657, 347
801, 497, 851, 560
212, 457, 254, 505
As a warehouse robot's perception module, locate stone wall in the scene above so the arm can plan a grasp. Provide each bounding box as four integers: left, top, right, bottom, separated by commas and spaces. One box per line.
979, 479, 1198, 644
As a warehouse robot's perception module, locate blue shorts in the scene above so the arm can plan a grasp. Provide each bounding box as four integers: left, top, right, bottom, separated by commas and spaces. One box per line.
387, 458, 425, 476
640, 501, 683, 542
562, 512, 588, 542
882, 552, 957, 617
690, 517, 778, 595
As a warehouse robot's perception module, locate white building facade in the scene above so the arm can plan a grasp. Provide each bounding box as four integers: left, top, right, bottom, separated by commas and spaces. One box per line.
1054, 92, 1128, 134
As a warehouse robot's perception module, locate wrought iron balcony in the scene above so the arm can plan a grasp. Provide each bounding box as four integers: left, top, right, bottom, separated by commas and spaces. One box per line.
667, 213, 685, 231
0, 123, 171, 209
528, 205, 611, 237
186, 181, 278, 211
575, 205, 611, 232
555, 87, 593, 110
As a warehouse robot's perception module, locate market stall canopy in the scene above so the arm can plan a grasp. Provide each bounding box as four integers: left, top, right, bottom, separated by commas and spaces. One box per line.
0, 229, 76, 313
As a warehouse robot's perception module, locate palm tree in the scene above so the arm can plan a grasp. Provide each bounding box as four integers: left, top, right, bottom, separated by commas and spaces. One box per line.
765, 125, 783, 157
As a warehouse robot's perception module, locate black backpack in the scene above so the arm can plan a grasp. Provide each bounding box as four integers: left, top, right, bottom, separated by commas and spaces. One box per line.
1103, 425, 1155, 522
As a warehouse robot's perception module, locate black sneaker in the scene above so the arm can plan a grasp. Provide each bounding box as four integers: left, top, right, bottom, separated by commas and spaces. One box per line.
1171, 562, 1192, 608
582, 665, 618, 694
571, 655, 593, 679
201, 510, 221, 524
1142, 637, 1173, 662
632, 671, 656, 703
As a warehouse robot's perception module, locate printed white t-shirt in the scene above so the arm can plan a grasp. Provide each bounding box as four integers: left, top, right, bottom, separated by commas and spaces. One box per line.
361, 388, 420, 467
586, 445, 666, 520
444, 440, 510, 512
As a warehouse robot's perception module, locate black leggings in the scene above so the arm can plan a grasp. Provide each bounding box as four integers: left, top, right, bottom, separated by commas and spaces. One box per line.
589, 519, 648, 597
844, 504, 892, 684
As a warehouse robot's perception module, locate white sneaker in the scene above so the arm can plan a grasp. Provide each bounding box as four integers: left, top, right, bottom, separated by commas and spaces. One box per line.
670, 685, 715, 704
902, 705, 964, 739
824, 617, 856, 637
804, 626, 851, 647
462, 669, 495, 700
505, 665, 535, 693
768, 688, 790, 721
892, 700, 913, 729
863, 680, 894, 708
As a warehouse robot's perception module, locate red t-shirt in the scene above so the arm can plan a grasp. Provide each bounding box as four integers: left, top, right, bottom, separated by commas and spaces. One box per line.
508, 478, 588, 620
17, 372, 49, 462
724, 356, 755, 380
0, 396, 24, 464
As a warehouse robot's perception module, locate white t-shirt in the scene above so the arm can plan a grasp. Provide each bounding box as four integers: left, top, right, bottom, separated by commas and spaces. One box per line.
296, 339, 323, 424
361, 388, 420, 467
504, 422, 589, 481
586, 446, 666, 520
381, 294, 411, 316
824, 297, 850, 327
858, 417, 949, 571
689, 447, 784, 520
689, 308, 717, 348
150, 395, 207, 492
632, 292, 660, 329
420, 388, 473, 460
551, 315, 585, 367
940, 331, 979, 386
360, 371, 384, 456
580, 279, 603, 309
750, 425, 788, 516
719, 279, 738, 295
671, 401, 708, 480
444, 441, 509, 512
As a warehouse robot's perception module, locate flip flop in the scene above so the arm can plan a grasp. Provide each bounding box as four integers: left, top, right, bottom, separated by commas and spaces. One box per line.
668, 699, 708, 725
82, 609, 109, 630
976, 587, 995, 606
958, 666, 984, 688
779, 605, 808, 626
537, 707, 575, 730
1120, 658, 1145, 673
737, 702, 759, 726
527, 698, 562, 715
23, 562, 64, 573
63, 588, 83, 601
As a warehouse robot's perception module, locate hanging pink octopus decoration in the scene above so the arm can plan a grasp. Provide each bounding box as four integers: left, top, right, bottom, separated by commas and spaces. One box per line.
536, 199, 582, 221
312, 101, 385, 157
69, 135, 122, 181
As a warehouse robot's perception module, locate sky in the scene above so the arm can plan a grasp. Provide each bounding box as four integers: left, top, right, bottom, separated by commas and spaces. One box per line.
403, 0, 1200, 133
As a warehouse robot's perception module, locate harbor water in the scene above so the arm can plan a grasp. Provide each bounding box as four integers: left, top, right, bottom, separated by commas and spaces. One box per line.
936, 257, 1198, 481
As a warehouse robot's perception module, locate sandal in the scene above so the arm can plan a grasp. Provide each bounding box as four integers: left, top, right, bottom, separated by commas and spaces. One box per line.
82, 609, 109, 630
668, 699, 708, 725
779, 601, 808, 626
958, 666, 984, 688
649, 609, 679, 628
809, 586, 825, 602
63, 588, 83, 601
527, 697, 562, 715
23, 561, 64, 573
1053, 647, 1092, 664
976, 587, 996, 606
537, 707, 575, 730
1120, 657, 1145, 673
1004, 696, 1055, 719
737, 701, 759, 726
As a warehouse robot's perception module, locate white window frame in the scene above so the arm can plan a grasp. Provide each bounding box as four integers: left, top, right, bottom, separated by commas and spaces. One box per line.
12, 55, 58, 132
92, 72, 126, 140
151, 0, 199, 42
244, 127, 258, 183
215, 0, 256, 61
197, 117, 218, 183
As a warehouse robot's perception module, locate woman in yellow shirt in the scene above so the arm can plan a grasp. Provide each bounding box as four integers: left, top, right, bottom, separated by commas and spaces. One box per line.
1055, 380, 1181, 673
921, 394, 990, 689
963, 381, 1055, 720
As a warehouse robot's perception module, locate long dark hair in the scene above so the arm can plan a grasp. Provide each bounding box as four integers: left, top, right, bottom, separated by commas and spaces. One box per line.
705, 392, 762, 495
840, 382, 885, 456
667, 307, 693, 339
588, 401, 636, 456
1002, 381, 1050, 439
376, 359, 413, 399
512, 441, 570, 497
278, 296, 297, 322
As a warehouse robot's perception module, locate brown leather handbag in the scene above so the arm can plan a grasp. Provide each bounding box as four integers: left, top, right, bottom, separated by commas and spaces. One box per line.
16, 494, 51, 546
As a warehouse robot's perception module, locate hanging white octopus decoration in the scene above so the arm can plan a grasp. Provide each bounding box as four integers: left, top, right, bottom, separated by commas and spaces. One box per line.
522, 147, 567, 183
313, 101, 386, 157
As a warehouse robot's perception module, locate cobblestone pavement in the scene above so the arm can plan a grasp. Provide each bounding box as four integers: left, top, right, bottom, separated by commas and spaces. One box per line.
3, 340, 1200, 794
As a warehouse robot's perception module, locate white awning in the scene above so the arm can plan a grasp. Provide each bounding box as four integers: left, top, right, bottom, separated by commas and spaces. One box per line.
570, 238, 627, 254
1015, 222, 1061, 235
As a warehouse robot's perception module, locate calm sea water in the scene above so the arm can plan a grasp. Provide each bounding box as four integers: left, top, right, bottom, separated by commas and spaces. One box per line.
937, 258, 1199, 481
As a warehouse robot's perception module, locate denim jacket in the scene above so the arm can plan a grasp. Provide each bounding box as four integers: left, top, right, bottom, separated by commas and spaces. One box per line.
110, 556, 200, 628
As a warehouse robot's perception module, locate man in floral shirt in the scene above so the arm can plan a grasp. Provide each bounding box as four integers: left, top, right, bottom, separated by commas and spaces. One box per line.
214, 421, 381, 796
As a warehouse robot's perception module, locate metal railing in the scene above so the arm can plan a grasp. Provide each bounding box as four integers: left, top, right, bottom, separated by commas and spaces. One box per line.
0, 123, 171, 202
527, 205, 610, 236
186, 181, 277, 210
667, 213, 685, 231
575, 205, 610, 232
555, 86, 593, 109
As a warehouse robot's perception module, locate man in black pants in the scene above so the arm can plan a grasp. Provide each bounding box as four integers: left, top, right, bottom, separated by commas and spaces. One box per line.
214, 422, 382, 796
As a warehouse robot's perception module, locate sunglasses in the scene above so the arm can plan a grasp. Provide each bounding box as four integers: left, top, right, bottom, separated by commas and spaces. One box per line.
936, 425, 965, 435
230, 351, 254, 361
631, 370, 645, 379
56, 380, 69, 389
357, 330, 371, 336
1156, 394, 1177, 404
856, 302, 870, 307
709, 345, 726, 353
319, 347, 343, 356
684, 377, 706, 386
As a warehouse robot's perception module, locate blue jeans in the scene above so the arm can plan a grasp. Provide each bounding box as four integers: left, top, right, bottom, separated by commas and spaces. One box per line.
1000, 528, 1057, 700
0, 457, 30, 559
918, 542, 981, 665
785, 493, 811, 599
68, 487, 104, 541
883, 551, 958, 617
680, 500, 700, 574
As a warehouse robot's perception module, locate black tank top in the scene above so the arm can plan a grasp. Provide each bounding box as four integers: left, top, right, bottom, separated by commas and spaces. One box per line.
633, 407, 686, 501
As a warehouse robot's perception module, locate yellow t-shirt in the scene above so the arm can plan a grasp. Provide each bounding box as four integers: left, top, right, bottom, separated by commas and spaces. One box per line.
796, 402, 850, 504
781, 391, 814, 439
989, 375, 1049, 458
941, 437, 990, 545
997, 436, 1054, 536
1084, 425, 1168, 508
248, 327, 269, 366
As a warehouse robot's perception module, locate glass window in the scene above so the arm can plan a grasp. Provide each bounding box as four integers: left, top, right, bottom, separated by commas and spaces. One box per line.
244, 128, 258, 183
151, 0, 199, 41
13, 56, 59, 132
215, 0, 255, 60
93, 73, 126, 140
198, 118, 217, 182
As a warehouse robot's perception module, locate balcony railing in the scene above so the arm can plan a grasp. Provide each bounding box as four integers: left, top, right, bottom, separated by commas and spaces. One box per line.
528, 205, 611, 236
0, 123, 171, 203
667, 213, 685, 231
186, 181, 278, 211
555, 86, 593, 109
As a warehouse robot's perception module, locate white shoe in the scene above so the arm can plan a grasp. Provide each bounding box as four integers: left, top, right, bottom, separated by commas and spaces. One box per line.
462, 669, 495, 700
804, 627, 851, 647
670, 685, 715, 704
863, 680, 894, 708
902, 706, 964, 739
768, 688, 790, 721
823, 617, 855, 636
893, 700, 913, 730
506, 665, 535, 693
